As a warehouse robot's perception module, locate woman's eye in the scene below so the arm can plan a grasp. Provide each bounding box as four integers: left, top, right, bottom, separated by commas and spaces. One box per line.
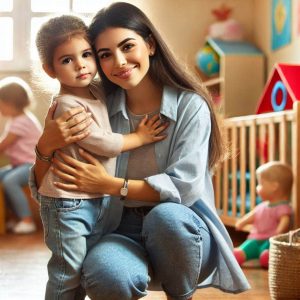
62, 57, 72, 64
122, 43, 134, 52
83, 51, 93, 58
99, 52, 110, 60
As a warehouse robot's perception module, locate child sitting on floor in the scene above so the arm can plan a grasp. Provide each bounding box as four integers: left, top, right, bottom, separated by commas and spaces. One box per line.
0, 76, 42, 234
233, 161, 293, 268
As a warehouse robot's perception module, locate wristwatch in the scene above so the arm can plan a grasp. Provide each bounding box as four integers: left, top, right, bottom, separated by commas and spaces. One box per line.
120, 178, 128, 201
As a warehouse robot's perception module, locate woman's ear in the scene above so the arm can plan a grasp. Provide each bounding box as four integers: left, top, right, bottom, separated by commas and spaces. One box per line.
147, 34, 156, 56
42, 64, 56, 79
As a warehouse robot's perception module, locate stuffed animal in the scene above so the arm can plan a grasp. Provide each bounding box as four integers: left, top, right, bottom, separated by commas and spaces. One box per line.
207, 4, 244, 41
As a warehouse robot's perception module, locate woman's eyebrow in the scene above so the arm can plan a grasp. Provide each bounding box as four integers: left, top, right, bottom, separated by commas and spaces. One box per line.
97, 37, 136, 54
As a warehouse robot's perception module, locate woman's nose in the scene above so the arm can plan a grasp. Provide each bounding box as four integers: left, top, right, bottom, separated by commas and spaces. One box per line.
115, 52, 126, 67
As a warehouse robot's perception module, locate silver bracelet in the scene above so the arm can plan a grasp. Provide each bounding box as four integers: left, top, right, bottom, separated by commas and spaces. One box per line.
35, 145, 53, 163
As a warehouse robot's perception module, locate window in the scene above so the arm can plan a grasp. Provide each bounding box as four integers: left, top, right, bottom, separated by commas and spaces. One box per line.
0, 0, 111, 72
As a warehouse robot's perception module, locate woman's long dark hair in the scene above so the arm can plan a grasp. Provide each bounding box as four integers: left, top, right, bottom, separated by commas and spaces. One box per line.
89, 2, 225, 169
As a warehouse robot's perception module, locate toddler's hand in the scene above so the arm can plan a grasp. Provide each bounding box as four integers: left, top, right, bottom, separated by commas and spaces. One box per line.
136, 114, 169, 145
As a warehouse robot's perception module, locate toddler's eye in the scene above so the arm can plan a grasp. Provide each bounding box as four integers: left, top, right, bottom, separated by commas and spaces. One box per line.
83, 51, 93, 58
62, 57, 72, 64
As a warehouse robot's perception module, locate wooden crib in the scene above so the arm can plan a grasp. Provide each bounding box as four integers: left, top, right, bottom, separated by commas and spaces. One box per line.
213, 102, 300, 230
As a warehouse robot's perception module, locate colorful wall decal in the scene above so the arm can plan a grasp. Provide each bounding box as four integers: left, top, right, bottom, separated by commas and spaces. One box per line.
271, 0, 291, 50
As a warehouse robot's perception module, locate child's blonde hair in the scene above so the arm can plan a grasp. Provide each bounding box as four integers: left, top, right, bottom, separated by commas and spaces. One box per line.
0, 76, 33, 111
256, 161, 293, 197
35, 14, 89, 68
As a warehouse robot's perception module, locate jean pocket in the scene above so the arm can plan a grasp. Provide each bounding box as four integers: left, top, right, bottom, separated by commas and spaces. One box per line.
54, 199, 83, 212
40, 203, 49, 238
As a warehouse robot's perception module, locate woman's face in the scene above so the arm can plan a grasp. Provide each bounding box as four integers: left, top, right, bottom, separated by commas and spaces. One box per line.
94, 27, 155, 90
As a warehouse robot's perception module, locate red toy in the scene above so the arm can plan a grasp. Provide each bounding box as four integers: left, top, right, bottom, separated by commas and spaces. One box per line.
256, 63, 300, 114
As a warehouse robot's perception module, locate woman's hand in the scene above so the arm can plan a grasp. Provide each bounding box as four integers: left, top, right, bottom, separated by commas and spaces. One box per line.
52, 149, 112, 194
38, 101, 93, 156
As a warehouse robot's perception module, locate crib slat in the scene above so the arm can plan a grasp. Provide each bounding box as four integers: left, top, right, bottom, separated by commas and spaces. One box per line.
214, 166, 221, 210
239, 125, 246, 216
231, 126, 238, 218
279, 115, 288, 163
249, 120, 257, 210
216, 106, 299, 230
268, 122, 276, 161
222, 128, 229, 217
259, 124, 267, 164
291, 102, 300, 228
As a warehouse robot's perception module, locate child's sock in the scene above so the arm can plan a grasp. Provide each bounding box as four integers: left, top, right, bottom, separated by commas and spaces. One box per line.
233, 248, 246, 266
259, 249, 269, 269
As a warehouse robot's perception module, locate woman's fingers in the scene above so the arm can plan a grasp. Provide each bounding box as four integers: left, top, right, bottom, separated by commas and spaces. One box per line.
52, 166, 77, 183
68, 115, 93, 134
78, 148, 99, 165
45, 101, 58, 123
55, 151, 85, 169
54, 182, 80, 191
57, 106, 85, 123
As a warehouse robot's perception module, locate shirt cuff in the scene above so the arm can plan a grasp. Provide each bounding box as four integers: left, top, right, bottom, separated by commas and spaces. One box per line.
145, 173, 181, 203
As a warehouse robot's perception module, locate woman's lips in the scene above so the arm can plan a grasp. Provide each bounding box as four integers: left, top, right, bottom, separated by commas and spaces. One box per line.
114, 68, 134, 79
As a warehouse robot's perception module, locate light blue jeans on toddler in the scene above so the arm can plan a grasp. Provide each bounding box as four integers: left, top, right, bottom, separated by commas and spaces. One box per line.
37, 194, 110, 300
82, 202, 217, 300
0, 163, 32, 219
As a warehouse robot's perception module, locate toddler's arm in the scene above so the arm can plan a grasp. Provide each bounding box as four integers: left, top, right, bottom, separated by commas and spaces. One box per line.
276, 215, 290, 235
235, 210, 255, 231
121, 114, 168, 152
0, 132, 18, 153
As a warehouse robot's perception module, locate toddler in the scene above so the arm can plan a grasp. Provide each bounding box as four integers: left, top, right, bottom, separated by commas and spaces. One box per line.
233, 161, 293, 268
35, 15, 167, 299
0, 76, 42, 234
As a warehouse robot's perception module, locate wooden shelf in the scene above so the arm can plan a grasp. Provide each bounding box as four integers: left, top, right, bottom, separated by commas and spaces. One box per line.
204, 38, 265, 117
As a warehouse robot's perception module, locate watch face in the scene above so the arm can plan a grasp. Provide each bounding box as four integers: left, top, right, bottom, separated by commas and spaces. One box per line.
120, 187, 128, 197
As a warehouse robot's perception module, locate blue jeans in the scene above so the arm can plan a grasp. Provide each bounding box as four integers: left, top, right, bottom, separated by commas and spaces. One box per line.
37, 194, 110, 300
0, 163, 32, 219
82, 202, 217, 300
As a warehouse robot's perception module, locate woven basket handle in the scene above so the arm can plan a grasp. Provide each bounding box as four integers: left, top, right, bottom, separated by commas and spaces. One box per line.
288, 228, 300, 245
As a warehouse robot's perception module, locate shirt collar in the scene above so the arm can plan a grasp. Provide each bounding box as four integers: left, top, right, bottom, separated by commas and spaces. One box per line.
108, 86, 178, 122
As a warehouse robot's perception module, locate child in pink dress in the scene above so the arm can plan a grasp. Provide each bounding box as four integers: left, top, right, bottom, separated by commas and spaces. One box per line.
233, 161, 293, 268
0, 76, 42, 234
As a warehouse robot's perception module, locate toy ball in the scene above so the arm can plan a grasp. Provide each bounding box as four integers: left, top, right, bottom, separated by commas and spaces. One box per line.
196, 45, 220, 77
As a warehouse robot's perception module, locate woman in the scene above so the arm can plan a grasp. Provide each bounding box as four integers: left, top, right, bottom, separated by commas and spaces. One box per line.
31, 2, 250, 300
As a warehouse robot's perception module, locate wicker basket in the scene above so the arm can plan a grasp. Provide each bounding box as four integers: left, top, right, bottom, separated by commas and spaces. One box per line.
269, 229, 300, 300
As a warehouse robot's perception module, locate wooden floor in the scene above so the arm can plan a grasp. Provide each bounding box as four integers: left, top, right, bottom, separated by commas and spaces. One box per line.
0, 229, 270, 300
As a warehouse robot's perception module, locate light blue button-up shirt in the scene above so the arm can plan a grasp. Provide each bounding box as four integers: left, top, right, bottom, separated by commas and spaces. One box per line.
29, 85, 250, 293
104, 86, 250, 293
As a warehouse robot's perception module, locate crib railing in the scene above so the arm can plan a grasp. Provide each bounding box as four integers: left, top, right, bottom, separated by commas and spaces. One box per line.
214, 102, 300, 229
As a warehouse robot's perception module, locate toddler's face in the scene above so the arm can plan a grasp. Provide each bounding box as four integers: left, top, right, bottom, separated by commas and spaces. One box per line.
0, 101, 17, 117
256, 176, 277, 201
51, 36, 97, 90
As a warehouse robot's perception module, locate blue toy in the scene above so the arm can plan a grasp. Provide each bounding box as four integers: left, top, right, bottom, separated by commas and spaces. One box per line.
196, 45, 220, 77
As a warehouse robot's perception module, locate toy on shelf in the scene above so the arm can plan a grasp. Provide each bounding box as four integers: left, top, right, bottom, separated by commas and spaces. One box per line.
196, 44, 220, 77
207, 3, 244, 42
256, 63, 300, 114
